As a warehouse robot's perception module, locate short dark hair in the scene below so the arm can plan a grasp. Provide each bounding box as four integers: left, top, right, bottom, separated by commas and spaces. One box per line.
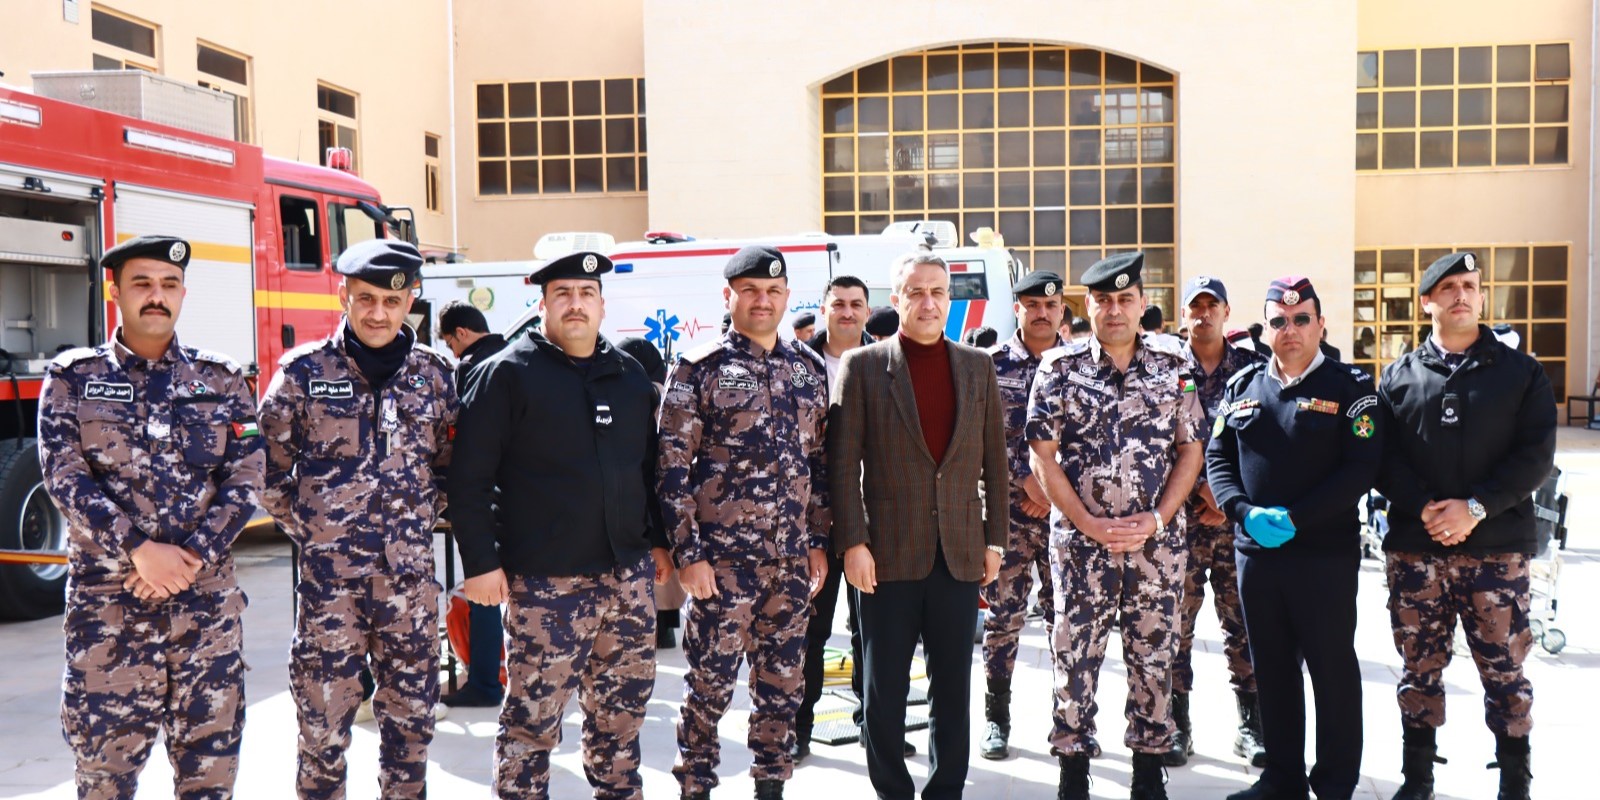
1139, 305, 1164, 331
1069, 317, 1091, 334
963, 326, 998, 348
823, 274, 869, 303
438, 300, 489, 335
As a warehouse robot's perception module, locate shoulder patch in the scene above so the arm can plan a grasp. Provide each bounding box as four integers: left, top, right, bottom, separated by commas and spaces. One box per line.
278, 339, 328, 367
190, 348, 243, 374
1226, 361, 1263, 390
678, 340, 724, 365
49, 346, 101, 369
1347, 365, 1374, 383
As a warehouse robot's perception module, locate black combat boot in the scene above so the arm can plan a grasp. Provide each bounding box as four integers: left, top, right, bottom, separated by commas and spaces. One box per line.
1057, 753, 1091, 800
981, 678, 1012, 760
1163, 692, 1193, 767
1234, 690, 1268, 768
1129, 752, 1169, 800
1490, 733, 1531, 800
1391, 725, 1443, 800
753, 778, 783, 800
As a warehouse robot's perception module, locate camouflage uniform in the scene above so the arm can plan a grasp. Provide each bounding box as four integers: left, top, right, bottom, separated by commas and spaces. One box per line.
656, 330, 829, 794
1173, 342, 1262, 695
1386, 553, 1533, 735
1025, 335, 1202, 756
258, 324, 457, 800
494, 556, 657, 799
982, 332, 1061, 684
39, 332, 263, 800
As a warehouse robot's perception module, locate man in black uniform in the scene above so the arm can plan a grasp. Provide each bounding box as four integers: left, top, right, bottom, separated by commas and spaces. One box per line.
436, 300, 510, 709
449, 250, 673, 799
1376, 252, 1555, 800
1207, 276, 1383, 800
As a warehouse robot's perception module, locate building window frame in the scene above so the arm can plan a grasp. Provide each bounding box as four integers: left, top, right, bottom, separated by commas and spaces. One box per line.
90, 5, 159, 72
196, 40, 252, 143
473, 77, 648, 197
1352, 244, 1570, 398
1356, 43, 1572, 171
820, 42, 1179, 322
316, 81, 360, 172
424, 133, 442, 213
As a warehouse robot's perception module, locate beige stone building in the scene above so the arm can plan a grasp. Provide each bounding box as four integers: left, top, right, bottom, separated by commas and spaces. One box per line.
2, 0, 1595, 398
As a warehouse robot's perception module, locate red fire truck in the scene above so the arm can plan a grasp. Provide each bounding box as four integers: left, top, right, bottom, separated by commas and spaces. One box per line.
0, 73, 414, 619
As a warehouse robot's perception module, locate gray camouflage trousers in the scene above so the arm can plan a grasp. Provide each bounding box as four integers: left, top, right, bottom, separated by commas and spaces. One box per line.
1049, 533, 1186, 756
1386, 551, 1534, 736
61, 576, 247, 800
675, 557, 810, 794
495, 556, 657, 800
1173, 518, 1255, 694
290, 572, 439, 799
981, 512, 1054, 685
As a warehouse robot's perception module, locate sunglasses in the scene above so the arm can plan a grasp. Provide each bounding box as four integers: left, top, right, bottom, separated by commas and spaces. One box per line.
1267, 313, 1315, 330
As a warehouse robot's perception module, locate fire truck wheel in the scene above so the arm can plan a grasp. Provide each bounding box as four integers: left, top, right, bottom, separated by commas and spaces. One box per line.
0, 439, 69, 621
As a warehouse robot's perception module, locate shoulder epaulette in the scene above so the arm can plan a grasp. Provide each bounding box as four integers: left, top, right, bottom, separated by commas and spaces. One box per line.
1039, 339, 1088, 370
277, 339, 327, 367
678, 339, 724, 365
1142, 333, 1184, 357
1347, 365, 1374, 383
49, 346, 101, 369
190, 348, 243, 374
412, 342, 454, 371
788, 339, 827, 369
1226, 361, 1263, 390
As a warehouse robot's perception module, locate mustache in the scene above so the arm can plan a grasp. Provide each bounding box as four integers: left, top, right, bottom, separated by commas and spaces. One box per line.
562, 311, 589, 321
140, 304, 170, 316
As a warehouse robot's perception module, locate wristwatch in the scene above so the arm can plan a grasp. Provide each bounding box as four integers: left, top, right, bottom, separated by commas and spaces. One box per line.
1152, 509, 1165, 532
1467, 497, 1487, 522
986, 544, 1005, 556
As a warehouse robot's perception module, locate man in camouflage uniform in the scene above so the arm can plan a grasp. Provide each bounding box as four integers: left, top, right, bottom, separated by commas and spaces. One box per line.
39, 235, 264, 799
1025, 253, 1204, 800
1166, 276, 1267, 768
258, 239, 458, 799
1377, 253, 1556, 800
657, 245, 830, 800
450, 251, 673, 800
979, 268, 1066, 761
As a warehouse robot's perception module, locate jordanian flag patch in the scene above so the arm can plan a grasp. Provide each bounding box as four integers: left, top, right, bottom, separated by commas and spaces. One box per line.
231, 421, 260, 439
1179, 377, 1197, 393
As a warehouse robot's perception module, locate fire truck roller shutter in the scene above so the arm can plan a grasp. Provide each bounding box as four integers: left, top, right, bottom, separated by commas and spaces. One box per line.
113, 185, 257, 370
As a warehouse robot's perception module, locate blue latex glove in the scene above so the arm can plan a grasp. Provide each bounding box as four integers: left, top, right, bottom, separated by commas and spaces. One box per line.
1244, 506, 1296, 548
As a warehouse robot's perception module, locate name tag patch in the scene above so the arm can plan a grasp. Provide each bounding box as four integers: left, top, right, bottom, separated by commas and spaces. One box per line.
1066, 371, 1108, 393
309, 380, 354, 399
718, 377, 758, 391
997, 376, 1027, 389
83, 382, 134, 402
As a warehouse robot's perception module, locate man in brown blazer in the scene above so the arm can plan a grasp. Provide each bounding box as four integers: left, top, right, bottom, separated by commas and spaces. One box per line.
829, 250, 1008, 800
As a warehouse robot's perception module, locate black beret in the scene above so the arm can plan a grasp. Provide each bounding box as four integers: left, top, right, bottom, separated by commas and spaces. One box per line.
1080, 252, 1143, 293
335, 239, 424, 291
529, 250, 612, 286
101, 235, 190, 271
865, 305, 899, 337
1418, 251, 1480, 296
1265, 275, 1318, 307
792, 313, 816, 329
1012, 270, 1064, 298
615, 336, 666, 384
724, 245, 787, 281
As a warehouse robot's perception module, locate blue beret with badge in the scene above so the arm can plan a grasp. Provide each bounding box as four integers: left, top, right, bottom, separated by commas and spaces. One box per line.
724, 245, 787, 281
1080, 252, 1143, 293
1012, 269, 1064, 298
335, 238, 424, 291
529, 250, 612, 286
1418, 251, 1479, 296
101, 235, 191, 271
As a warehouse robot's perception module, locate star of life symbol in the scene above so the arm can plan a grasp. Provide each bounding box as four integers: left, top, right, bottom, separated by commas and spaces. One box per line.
644, 308, 680, 348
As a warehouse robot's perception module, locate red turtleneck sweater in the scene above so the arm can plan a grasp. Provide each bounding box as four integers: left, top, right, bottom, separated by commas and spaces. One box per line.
900, 332, 956, 463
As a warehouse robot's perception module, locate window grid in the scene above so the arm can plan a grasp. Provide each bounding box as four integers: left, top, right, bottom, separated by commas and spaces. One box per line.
90, 6, 158, 71
474, 77, 648, 196
196, 42, 251, 144
820, 43, 1178, 321
1356, 43, 1571, 171
316, 82, 359, 172
424, 133, 442, 213
1351, 245, 1569, 398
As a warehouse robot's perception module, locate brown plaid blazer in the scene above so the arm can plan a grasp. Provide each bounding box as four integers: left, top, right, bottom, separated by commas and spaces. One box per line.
827, 335, 1009, 582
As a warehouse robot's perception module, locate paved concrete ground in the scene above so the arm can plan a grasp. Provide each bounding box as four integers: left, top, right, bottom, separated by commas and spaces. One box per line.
3, 427, 1596, 799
